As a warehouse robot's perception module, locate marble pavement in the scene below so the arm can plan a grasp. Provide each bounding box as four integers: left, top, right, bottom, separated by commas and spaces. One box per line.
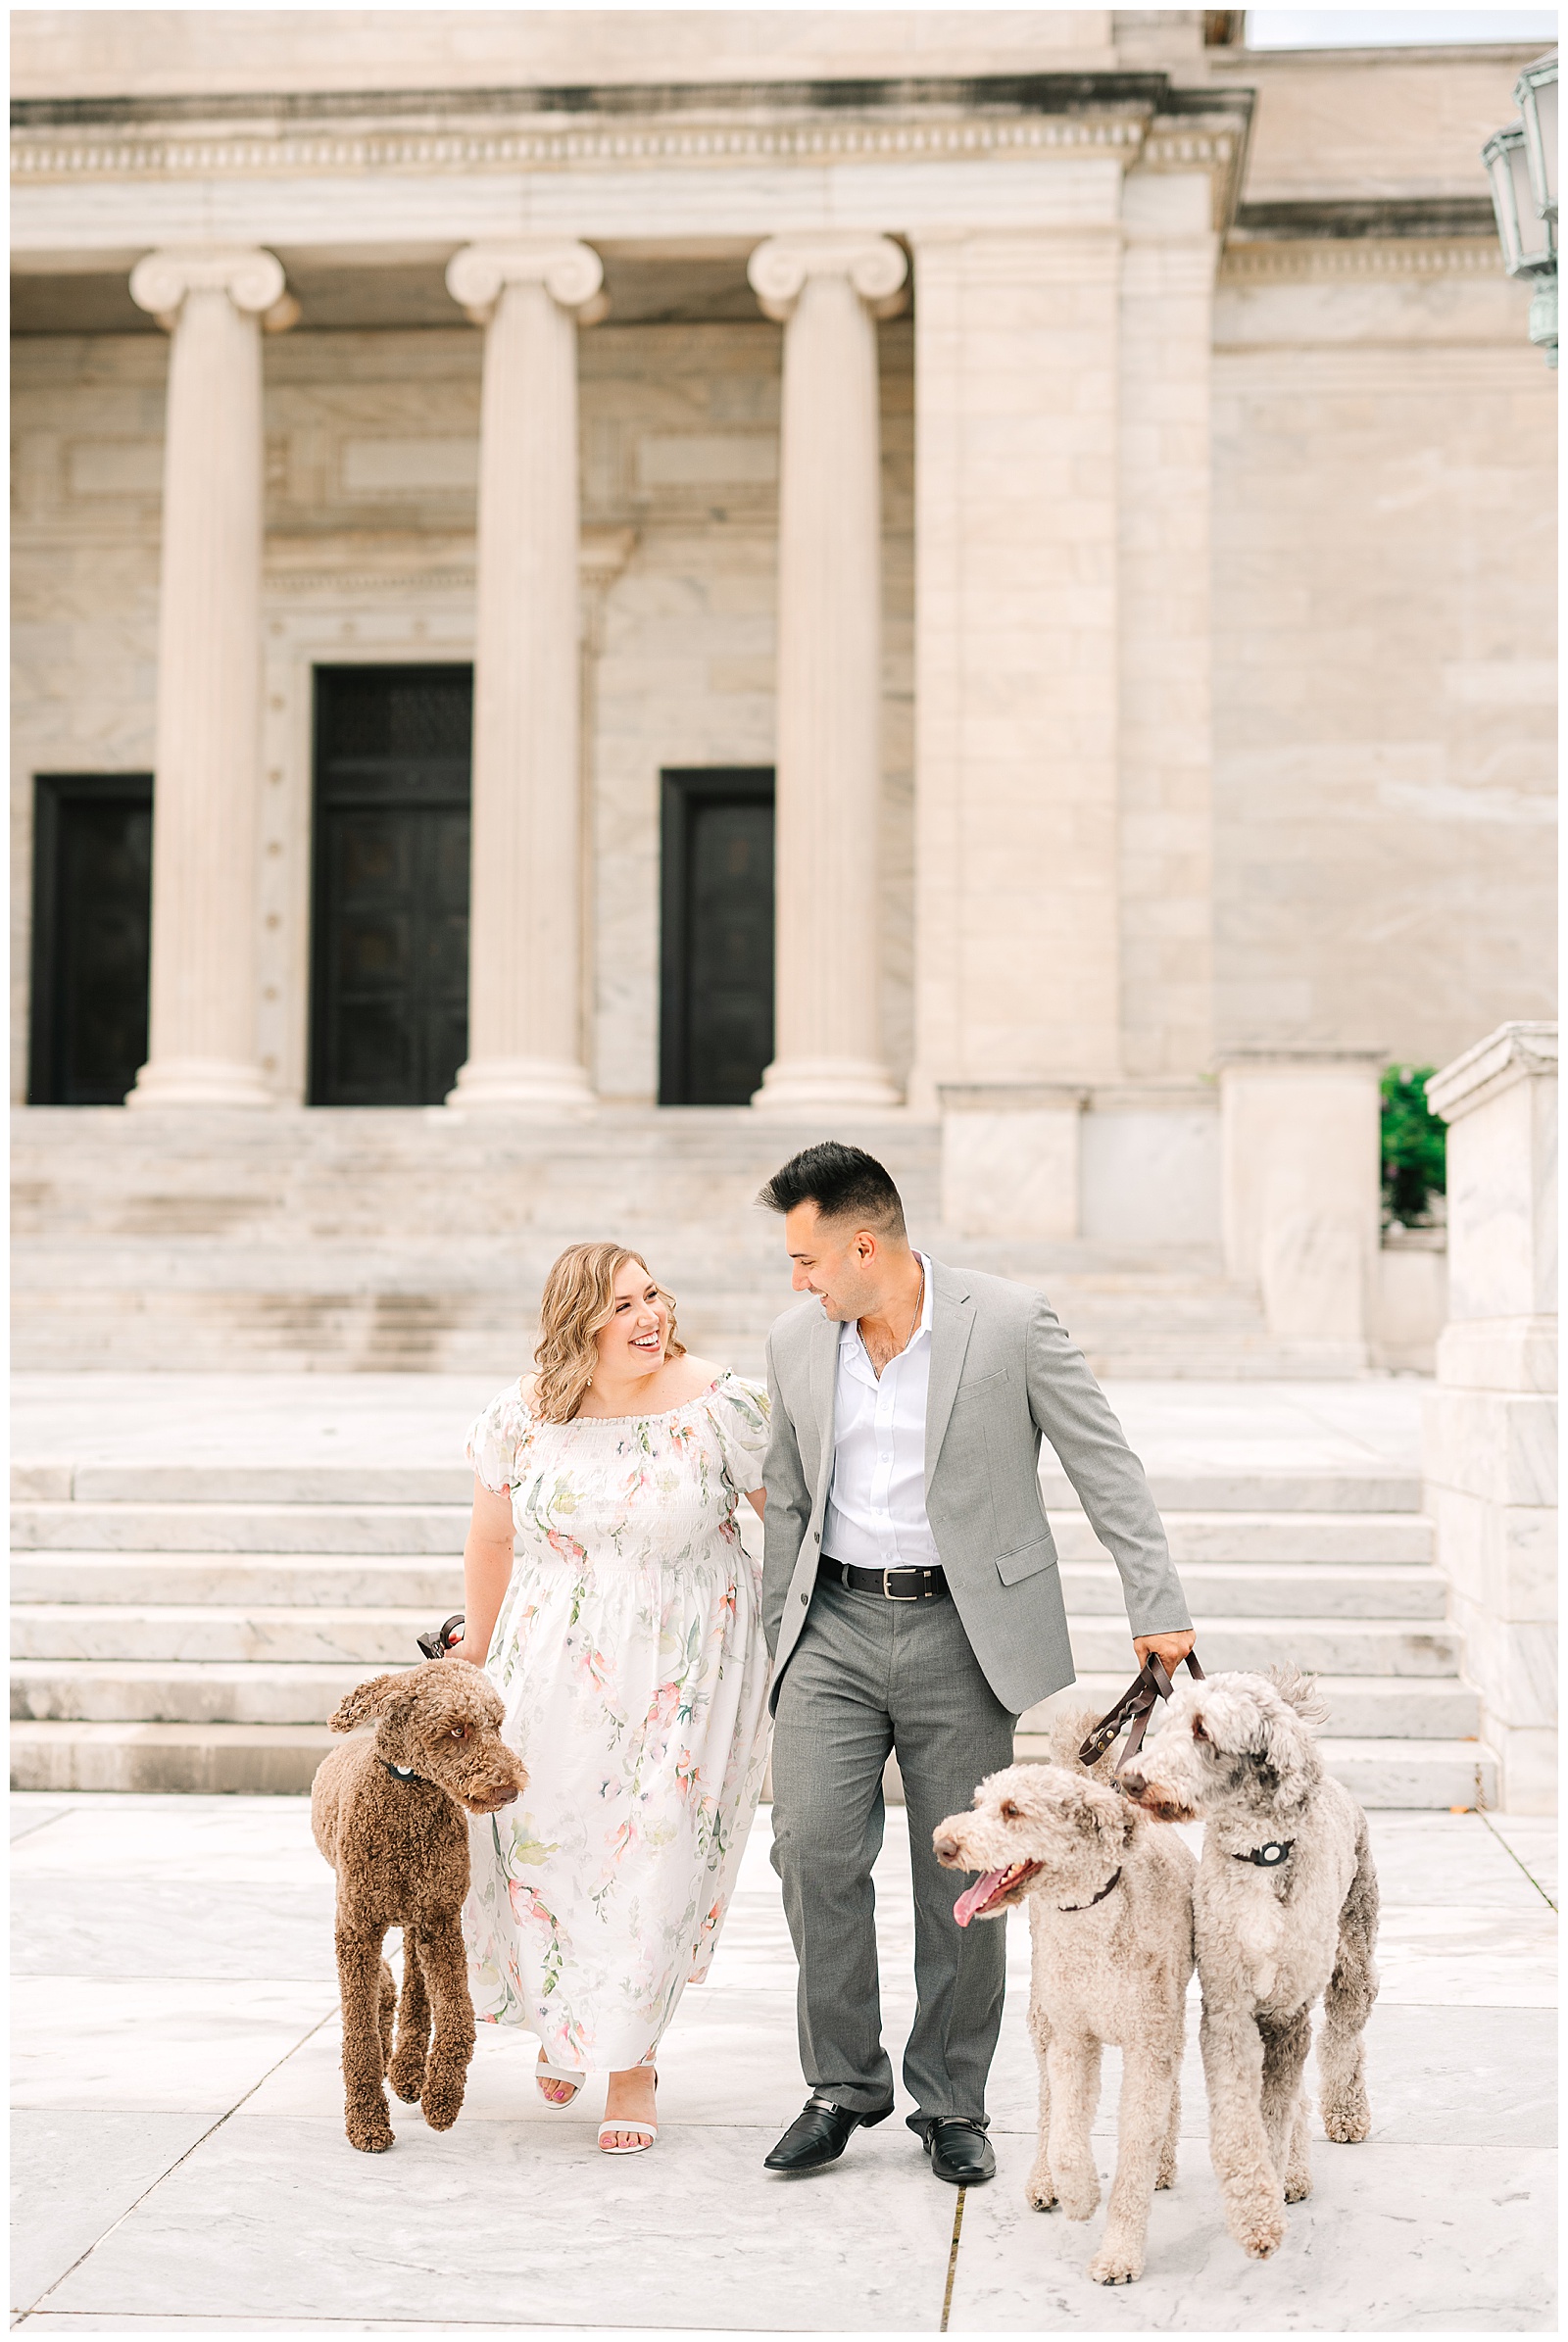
9, 1776, 1556, 2335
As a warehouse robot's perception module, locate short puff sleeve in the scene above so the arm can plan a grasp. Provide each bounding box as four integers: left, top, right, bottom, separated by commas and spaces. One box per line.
465, 1384, 532, 1495
709, 1372, 771, 1497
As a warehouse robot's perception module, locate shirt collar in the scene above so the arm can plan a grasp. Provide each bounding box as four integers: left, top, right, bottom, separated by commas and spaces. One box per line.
840, 1253, 932, 1360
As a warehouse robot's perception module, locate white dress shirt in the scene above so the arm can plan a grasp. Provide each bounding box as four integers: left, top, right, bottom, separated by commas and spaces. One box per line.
821, 1253, 941, 1572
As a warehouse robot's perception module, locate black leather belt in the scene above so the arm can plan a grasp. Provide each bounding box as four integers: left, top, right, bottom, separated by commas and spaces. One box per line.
819, 1553, 949, 1603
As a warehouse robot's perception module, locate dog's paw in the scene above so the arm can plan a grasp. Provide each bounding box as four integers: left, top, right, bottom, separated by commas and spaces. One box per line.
1088, 2244, 1143, 2287
420, 2075, 466, 2132
1284, 2170, 1313, 2205
387, 2052, 425, 2104
347, 2116, 395, 2154
1233, 2204, 1287, 2261
1321, 2096, 1371, 2144
1025, 2164, 1058, 2213
1154, 2160, 1178, 2192
1055, 2170, 1101, 2223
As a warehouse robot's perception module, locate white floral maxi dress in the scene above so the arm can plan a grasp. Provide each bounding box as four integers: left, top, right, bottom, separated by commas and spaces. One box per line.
461, 1372, 773, 2074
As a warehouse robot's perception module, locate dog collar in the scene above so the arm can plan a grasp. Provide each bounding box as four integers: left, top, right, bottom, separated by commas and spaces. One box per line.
1234, 1839, 1294, 1868
1058, 1866, 1122, 1913
380, 1759, 426, 1784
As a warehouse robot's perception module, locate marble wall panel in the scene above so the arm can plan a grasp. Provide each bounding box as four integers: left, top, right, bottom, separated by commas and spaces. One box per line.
1211, 314, 1557, 1072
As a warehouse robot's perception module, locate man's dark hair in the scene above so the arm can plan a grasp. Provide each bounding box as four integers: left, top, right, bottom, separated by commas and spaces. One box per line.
757, 1142, 907, 1239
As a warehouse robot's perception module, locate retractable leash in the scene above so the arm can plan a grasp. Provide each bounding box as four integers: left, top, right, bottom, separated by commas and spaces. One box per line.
1077, 1649, 1206, 1775
416, 1612, 466, 1661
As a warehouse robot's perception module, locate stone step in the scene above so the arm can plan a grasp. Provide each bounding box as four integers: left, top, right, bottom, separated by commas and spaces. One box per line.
8, 1546, 1439, 1612
1011, 1729, 1496, 1811
1018, 1673, 1480, 1740
11, 1605, 439, 1665
11, 1501, 471, 1554
10, 1472, 1422, 1547
9, 1489, 1434, 1564
10, 1716, 1494, 1808
1065, 1616, 1459, 1677
1060, 1561, 1446, 1619
11, 1553, 471, 1607
12, 1658, 1479, 1736
8, 1588, 1455, 1666
9, 1719, 337, 1795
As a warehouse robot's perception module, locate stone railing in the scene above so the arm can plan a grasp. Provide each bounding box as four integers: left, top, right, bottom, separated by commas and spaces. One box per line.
1422, 1021, 1557, 1813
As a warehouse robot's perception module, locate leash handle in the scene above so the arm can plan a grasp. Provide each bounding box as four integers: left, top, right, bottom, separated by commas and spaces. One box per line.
1077, 1648, 1204, 1774
416, 1612, 466, 1662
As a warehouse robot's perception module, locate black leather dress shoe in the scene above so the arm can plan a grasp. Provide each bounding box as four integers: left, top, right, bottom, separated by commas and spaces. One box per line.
920, 2117, 997, 2185
763, 2093, 896, 2173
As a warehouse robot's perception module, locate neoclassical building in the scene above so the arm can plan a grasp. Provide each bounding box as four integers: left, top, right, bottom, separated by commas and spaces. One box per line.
10, 9, 1558, 1366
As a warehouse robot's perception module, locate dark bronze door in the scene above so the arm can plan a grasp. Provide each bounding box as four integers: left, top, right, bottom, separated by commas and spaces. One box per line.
659, 768, 775, 1106
28, 773, 154, 1104
310, 665, 472, 1106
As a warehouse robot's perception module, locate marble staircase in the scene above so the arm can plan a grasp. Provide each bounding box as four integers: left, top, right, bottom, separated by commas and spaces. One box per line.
13, 1105, 1345, 1380
10, 1452, 1495, 1809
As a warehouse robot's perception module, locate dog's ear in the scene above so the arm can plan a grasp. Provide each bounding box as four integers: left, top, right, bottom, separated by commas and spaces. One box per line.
1250, 1683, 1322, 1802
1265, 1662, 1330, 1729
329, 1673, 409, 1734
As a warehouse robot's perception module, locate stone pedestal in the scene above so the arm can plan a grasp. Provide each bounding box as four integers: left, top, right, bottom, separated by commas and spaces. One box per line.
748, 232, 906, 1113
1220, 1053, 1383, 1367
1423, 1022, 1557, 1813
444, 241, 605, 1113
939, 1085, 1084, 1241
125, 246, 285, 1109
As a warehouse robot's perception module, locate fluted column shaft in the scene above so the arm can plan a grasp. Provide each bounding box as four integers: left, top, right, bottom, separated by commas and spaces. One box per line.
749, 233, 906, 1112
126, 246, 284, 1108
445, 240, 605, 1111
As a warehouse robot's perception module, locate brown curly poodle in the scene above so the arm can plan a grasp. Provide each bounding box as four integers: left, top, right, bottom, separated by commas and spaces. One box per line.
311, 1659, 528, 2154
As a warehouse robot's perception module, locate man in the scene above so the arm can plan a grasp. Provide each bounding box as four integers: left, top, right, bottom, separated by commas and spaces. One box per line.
757, 1141, 1194, 2186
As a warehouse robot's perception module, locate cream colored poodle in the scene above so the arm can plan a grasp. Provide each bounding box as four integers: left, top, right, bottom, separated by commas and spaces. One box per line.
1120, 1666, 1379, 2263
935, 1710, 1196, 2286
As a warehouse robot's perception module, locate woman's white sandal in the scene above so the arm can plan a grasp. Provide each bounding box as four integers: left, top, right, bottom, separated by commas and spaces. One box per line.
598, 2068, 658, 2153
536, 2052, 584, 2108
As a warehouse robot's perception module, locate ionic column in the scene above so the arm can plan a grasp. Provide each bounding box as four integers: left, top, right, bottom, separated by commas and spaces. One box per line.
444, 241, 606, 1112
125, 246, 285, 1108
748, 232, 906, 1112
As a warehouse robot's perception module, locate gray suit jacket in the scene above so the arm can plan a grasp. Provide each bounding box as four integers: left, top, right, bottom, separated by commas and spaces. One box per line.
761, 1257, 1191, 1718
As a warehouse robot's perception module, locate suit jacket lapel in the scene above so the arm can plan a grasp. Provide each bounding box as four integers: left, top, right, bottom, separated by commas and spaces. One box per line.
809, 1307, 840, 1516
924, 1260, 974, 1492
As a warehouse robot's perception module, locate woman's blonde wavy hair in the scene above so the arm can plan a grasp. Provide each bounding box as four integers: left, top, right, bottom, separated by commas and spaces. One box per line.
531, 1242, 685, 1425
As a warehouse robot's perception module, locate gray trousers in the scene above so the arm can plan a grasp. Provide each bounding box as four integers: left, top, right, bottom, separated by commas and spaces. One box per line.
768, 1576, 1018, 2126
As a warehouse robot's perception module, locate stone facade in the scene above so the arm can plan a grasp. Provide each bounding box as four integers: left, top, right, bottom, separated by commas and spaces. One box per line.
9, 11, 1558, 1249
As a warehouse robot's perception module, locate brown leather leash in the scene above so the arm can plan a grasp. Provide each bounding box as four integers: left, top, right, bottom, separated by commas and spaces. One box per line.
1077, 1650, 1205, 1774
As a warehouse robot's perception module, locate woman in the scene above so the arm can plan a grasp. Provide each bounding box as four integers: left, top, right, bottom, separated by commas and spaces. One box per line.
450, 1242, 771, 2153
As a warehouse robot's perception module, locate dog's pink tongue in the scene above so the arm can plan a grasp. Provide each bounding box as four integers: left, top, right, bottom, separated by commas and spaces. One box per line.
953, 1869, 1009, 1928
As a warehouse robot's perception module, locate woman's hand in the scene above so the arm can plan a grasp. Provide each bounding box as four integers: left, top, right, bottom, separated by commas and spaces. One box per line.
443, 1635, 473, 1665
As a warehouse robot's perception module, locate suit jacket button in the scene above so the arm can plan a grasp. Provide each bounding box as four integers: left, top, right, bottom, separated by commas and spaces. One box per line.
800, 1589, 809, 1604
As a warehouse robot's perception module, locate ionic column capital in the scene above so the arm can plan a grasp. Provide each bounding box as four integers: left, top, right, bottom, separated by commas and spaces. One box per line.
446, 240, 607, 327
747, 232, 907, 323
129, 245, 287, 331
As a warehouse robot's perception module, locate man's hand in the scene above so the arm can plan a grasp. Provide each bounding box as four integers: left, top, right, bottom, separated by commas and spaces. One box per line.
1134, 1629, 1196, 1674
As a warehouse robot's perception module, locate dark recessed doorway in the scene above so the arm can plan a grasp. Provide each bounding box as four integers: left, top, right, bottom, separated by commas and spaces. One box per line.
28, 773, 154, 1104
309, 664, 472, 1107
659, 767, 775, 1106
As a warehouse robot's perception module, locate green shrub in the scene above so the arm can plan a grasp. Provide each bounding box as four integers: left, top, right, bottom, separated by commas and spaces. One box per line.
1381, 1065, 1446, 1226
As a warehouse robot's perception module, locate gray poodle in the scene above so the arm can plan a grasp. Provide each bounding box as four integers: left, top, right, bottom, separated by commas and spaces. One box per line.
1120, 1666, 1379, 2262
935, 1710, 1196, 2286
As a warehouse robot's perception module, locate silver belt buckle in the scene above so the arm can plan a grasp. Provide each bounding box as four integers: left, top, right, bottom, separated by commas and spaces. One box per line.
884, 1567, 919, 1602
